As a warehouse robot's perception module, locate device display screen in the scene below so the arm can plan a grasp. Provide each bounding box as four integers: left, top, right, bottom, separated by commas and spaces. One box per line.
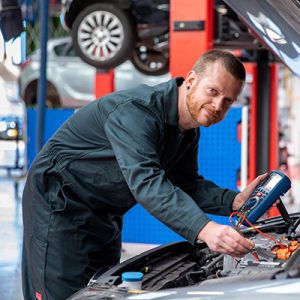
263, 173, 282, 191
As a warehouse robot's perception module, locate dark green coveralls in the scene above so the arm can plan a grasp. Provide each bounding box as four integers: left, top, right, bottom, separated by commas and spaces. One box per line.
22, 78, 238, 300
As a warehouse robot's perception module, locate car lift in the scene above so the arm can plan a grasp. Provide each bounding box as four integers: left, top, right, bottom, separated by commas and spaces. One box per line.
94, 0, 280, 216
94, 69, 115, 98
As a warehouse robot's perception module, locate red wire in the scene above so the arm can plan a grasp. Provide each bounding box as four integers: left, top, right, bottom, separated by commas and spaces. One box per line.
229, 211, 287, 248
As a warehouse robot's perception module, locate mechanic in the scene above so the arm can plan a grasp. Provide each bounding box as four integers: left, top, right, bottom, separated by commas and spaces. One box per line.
22, 49, 265, 300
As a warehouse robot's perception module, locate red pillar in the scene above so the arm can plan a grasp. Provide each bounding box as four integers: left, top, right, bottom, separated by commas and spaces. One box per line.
269, 64, 279, 171
245, 63, 258, 184
268, 64, 280, 217
94, 69, 115, 98
169, 0, 214, 77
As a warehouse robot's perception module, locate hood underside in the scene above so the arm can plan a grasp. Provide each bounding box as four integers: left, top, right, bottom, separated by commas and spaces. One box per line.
224, 0, 300, 77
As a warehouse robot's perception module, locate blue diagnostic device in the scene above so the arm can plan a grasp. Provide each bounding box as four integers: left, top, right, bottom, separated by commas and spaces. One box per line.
236, 170, 291, 226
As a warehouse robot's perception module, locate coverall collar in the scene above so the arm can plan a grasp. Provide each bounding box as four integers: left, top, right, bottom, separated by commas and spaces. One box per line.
163, 77, 184, 126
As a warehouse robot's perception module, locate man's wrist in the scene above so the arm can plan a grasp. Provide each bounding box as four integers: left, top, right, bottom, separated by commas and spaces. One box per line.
232, 193, 242, 211
197, 220, 213, 241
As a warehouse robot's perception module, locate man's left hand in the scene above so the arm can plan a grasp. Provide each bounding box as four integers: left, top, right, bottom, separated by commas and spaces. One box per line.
232, 173, 268, 211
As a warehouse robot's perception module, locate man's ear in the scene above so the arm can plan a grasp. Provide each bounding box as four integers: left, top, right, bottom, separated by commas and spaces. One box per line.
185, 70, 198, 89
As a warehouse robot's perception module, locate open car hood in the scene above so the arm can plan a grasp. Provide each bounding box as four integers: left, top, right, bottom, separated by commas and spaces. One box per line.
224, 0, 300, 77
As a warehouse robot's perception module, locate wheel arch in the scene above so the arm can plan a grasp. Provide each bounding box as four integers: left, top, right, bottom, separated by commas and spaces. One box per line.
23, 80, 61, 107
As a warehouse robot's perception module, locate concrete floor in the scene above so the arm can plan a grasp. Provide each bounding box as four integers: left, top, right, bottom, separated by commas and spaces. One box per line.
0, 173, 24, 300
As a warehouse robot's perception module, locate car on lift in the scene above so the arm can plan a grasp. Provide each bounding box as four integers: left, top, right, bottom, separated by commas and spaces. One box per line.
61, 0, 266, 76
61, 0, 300, 77
61, 0, 170, 76
19, 36, 170, 108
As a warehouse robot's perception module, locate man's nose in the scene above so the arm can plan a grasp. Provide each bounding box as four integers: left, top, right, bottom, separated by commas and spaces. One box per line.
212, 97, 223, 112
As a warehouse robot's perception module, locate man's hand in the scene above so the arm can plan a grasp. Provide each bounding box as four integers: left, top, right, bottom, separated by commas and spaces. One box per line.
232, 173, 268, 211
197, 221, 254, 257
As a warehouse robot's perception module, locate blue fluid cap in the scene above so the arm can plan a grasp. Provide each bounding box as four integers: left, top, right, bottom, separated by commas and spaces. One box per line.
121, 272, 144, 282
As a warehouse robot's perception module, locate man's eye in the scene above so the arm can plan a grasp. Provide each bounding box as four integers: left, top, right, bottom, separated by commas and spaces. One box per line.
208, 88, 217, 95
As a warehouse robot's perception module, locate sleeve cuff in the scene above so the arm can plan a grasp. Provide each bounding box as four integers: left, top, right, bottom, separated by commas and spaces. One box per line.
187, 214, 212, 244
222, 189, 239, 214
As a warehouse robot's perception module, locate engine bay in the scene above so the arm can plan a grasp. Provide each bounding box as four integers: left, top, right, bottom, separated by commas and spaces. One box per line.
223, 233, 298, 275
97, 215, 300, 291
69, 215, 300, 299
138, 232, 299, 291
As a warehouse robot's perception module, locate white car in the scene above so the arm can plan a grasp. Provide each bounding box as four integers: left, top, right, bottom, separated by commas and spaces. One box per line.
19, 37, 170, 108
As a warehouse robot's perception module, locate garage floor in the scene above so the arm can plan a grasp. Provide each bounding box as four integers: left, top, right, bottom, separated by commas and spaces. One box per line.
0, 173, 157, 300
0, 174, 23, 300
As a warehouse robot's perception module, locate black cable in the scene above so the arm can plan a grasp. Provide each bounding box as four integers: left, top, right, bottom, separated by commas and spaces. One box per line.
186, 254, 224, 283
195, 252, 220, 264
287, 217, 300, 240
201, 254, 224, 275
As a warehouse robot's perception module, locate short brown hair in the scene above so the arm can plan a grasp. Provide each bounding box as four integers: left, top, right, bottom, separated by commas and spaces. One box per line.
192, 49, 246, 81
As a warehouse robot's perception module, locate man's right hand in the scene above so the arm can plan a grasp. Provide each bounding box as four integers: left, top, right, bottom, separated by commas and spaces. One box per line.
197, 221, 255, 257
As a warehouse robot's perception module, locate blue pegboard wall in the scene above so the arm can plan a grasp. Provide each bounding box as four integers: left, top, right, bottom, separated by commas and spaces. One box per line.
123, 205, 184, 244
123, 108, 242, 244
123, 206, 232, 244
198, 107, 242, 190
26, 108, 75, 169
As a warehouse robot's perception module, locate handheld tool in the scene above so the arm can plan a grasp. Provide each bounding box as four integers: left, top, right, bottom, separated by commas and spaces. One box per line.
236, 170, 291, 226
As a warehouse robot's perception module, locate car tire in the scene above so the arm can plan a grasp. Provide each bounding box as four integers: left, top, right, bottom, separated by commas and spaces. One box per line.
131, 45, 169, 76
71, 3, 135, 69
